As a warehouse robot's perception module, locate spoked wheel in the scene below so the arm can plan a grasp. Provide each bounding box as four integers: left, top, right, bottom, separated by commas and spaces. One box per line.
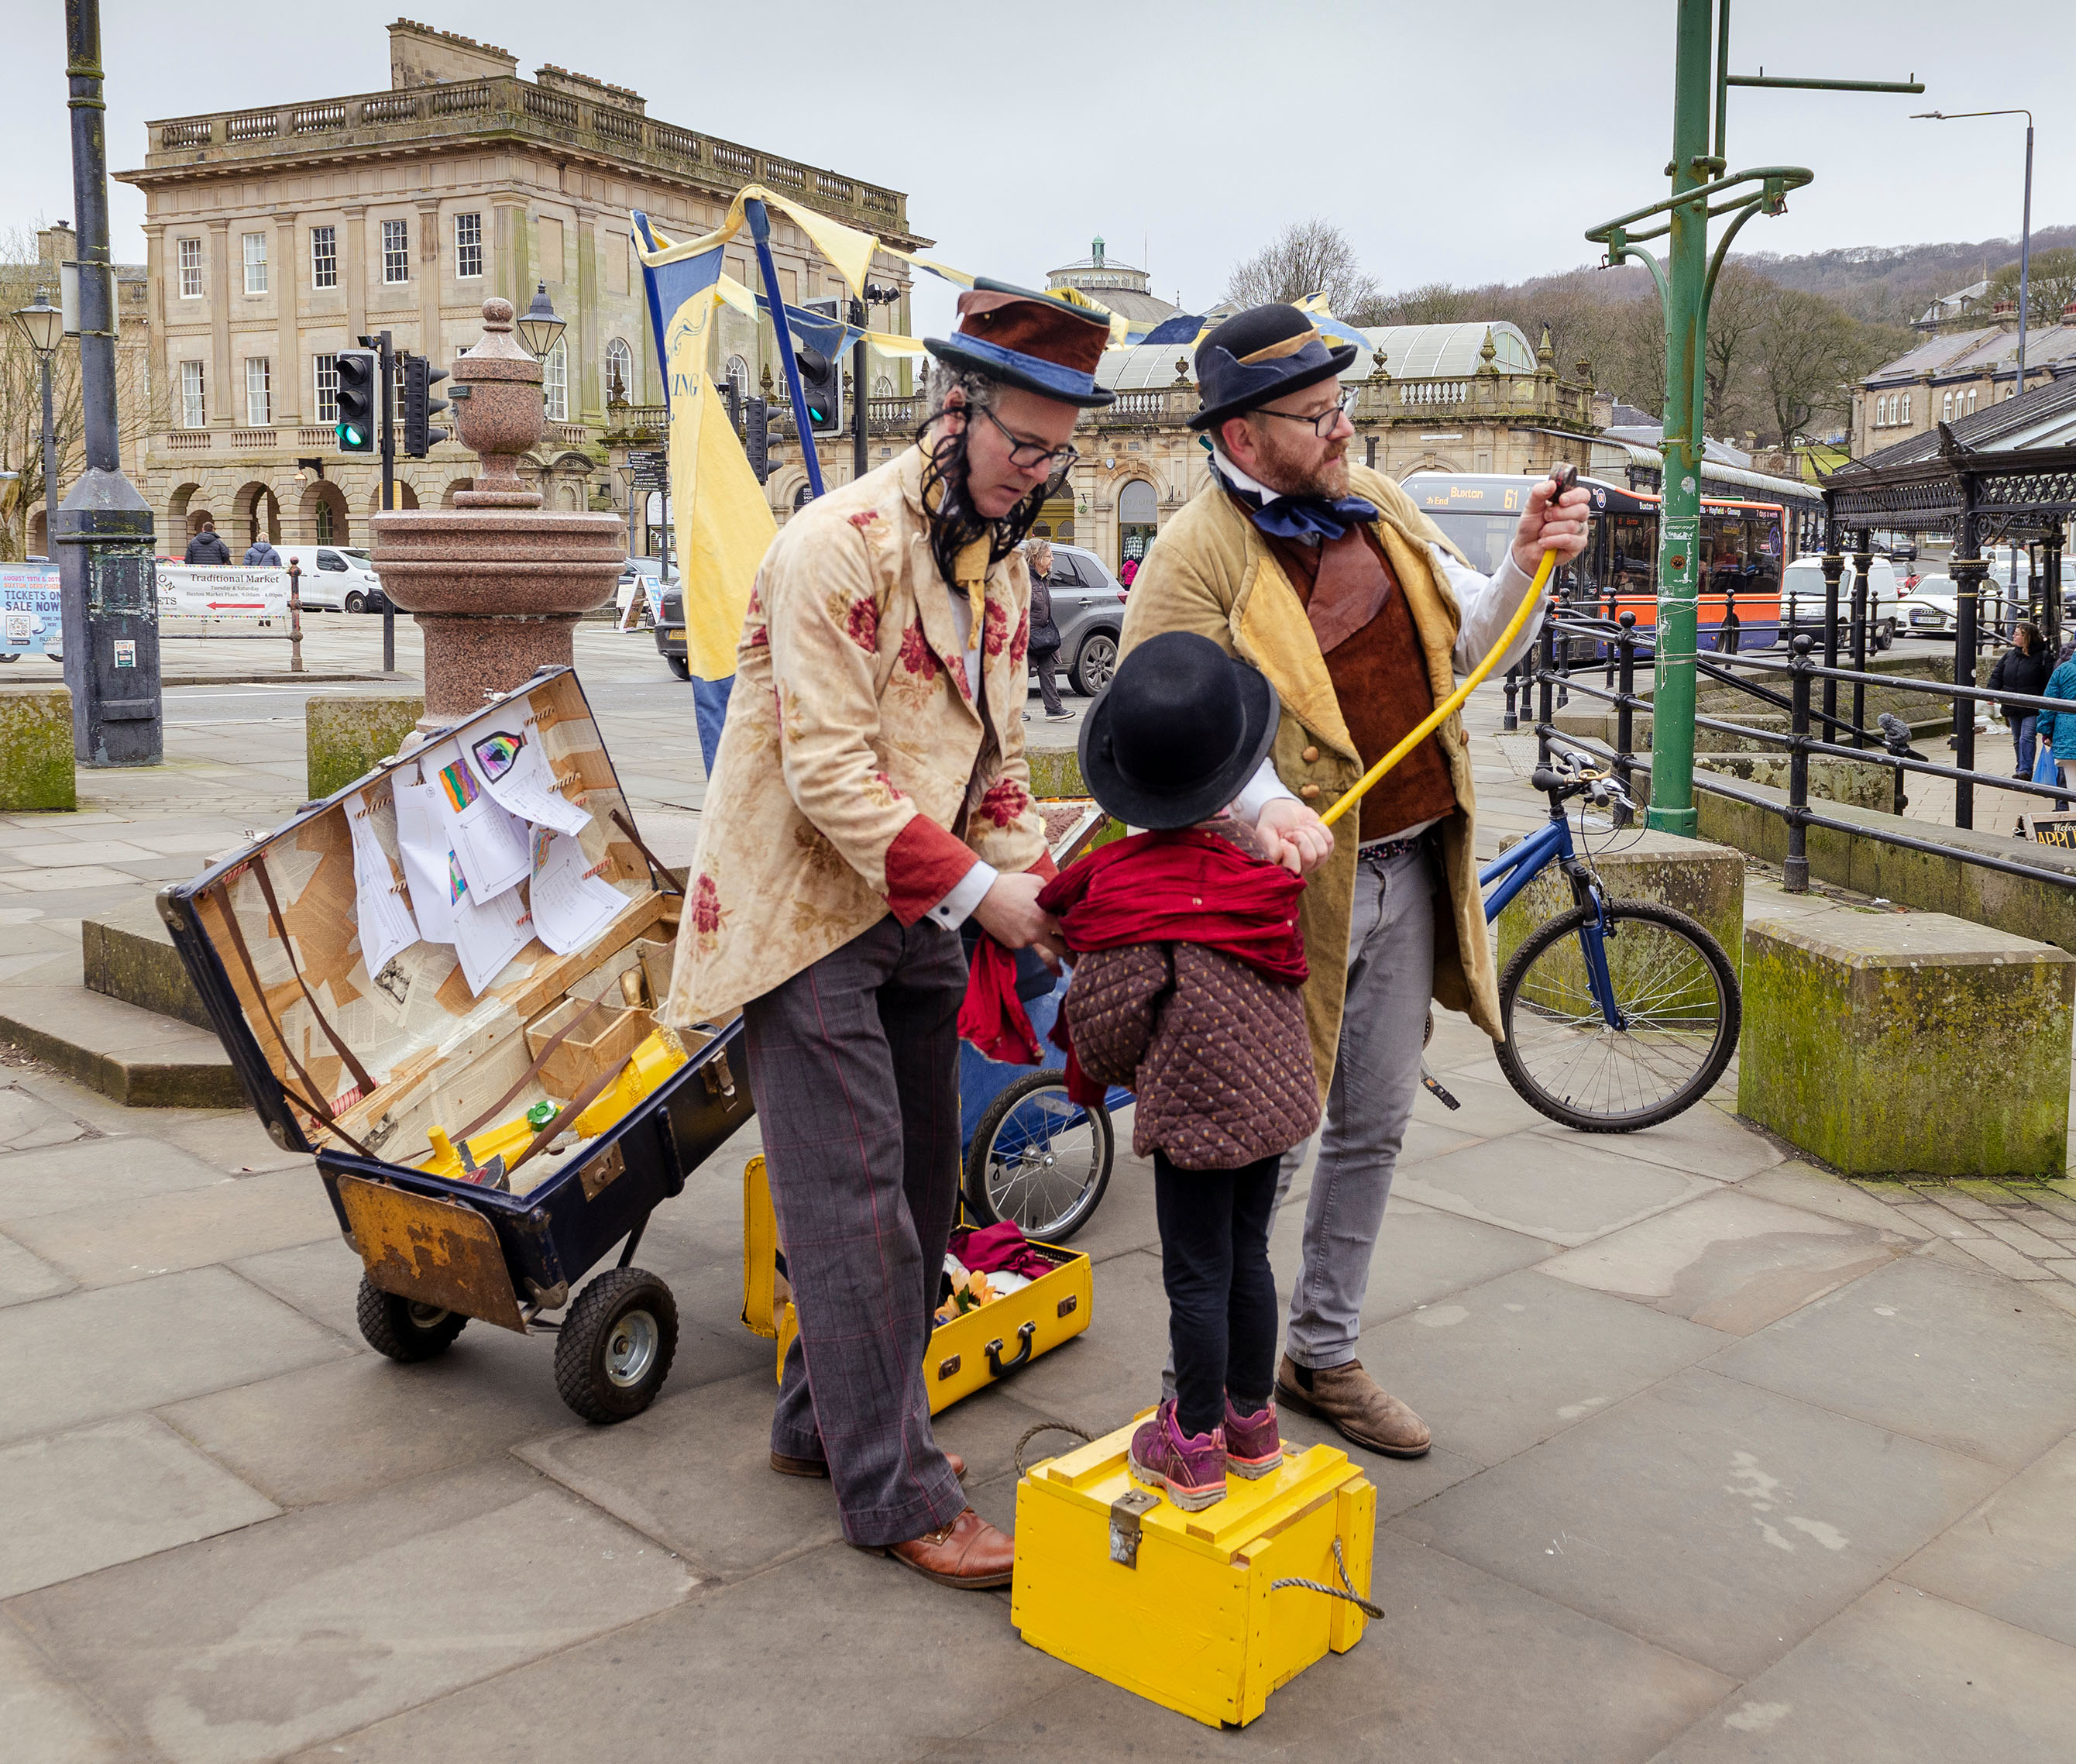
356, 1277, 469, 1361
1493, 898, 1740, 1132
964, 1070, 1114, 1242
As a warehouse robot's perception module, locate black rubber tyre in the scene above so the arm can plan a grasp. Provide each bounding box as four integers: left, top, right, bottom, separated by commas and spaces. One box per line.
964, 1069, 1113, 1243
1493, 898, 1740, 1133
1874, 617, 1896, 652
343, 590, 367, 614
665, 655, 693, 682
356, 1277, 469, 1361
1071, 631, 1118, 696
554, 1267, 679, 1423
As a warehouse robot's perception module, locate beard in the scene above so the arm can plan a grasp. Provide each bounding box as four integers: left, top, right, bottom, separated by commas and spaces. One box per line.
1249, 423, 1351, 500
917, 422, 1060, 587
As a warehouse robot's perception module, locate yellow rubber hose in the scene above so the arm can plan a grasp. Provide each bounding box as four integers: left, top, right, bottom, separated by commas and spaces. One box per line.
1319, 543, 1562, 830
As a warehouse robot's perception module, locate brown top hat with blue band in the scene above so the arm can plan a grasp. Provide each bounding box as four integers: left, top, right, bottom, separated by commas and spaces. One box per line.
924, 279, 1117, 408
1190, 302, 1359, 432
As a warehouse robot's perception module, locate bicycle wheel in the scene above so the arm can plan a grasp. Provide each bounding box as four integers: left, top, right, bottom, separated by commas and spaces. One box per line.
1493, 899, 1740, 1132
964, 1070, 1114, 1242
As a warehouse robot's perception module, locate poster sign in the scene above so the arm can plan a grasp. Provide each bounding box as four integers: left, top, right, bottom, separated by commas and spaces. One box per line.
2024, 813, 2076, 848
2, 565, 62, 657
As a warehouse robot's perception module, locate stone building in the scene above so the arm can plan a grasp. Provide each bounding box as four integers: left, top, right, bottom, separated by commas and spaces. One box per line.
114, 19, 923, 550
1853, 301, 2076, 459
1044, 238, 1178, 328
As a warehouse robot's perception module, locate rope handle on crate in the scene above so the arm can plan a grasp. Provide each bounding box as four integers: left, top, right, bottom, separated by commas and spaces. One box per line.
1014, 1420, 1098, 1480
1270, 1536, 1384, 1619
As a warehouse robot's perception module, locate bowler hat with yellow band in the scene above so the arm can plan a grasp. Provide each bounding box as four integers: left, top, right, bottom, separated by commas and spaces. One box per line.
924, 279, 1117, 408
1190, 302, 1359, 432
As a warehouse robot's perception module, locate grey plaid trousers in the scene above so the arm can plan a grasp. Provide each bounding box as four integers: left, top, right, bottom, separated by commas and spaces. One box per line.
741, 914, 968, 1548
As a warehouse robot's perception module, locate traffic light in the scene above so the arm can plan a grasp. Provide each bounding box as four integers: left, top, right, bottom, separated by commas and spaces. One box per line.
794, 342, 842, 437
402, 354, 449, 458
335, 349, 376, 454
744, 397, 771, 483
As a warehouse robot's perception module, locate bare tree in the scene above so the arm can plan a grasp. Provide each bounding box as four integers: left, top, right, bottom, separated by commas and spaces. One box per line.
1751, 289, 1912, 446
1985, 247, 2076, 326
1224, 220, 1379, 318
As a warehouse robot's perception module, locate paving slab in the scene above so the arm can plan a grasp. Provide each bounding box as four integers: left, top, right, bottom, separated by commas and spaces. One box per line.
0, 1085, 91, 1152
1538, 1188, 1906, 1335
223, 1238, 365, 1339
0, 1619, 132, 1763
1394, 1134, 1717, 1247
7, 1167, 339, 1288
1352, 1268, 1729, 1467
1739, 1164, 1936, 1239
1648, 1582, 2076, 1764
1397, 1366, 2006, 1680
0, 978, 241, 1109
0, 1134, 245, 1225
9, 1459, 695, 1764
1704, 1254, 2076, 1468
1892, 1432, 2076, 1649
288, 1538, 1071, 1764
923, 1532, 1731, 1764
0, 1266, 354, 1445
1531, 1100, 1788, 1184
1267, 1192, 1553, 1330
0, 1231, 72, 1307
0, 1414, 279, 1599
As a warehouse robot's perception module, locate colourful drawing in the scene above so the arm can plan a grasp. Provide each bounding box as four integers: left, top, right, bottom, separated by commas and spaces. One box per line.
438, 756, 480, 813
531, 824, 552, 875
473, 730, 524, 782
449, 851, 468, 904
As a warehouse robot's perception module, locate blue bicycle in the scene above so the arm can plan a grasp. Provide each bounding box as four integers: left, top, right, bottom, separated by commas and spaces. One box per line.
1476, 748, 1740, 1132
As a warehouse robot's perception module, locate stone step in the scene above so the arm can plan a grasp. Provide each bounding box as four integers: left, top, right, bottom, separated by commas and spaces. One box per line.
0, 958, 242, 1110
81, 895, 214, 1030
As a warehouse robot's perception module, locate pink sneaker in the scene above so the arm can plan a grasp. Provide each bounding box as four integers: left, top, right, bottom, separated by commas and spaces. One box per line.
1224, 1395, 1284, 1480
1129, 1400, 1227, 1511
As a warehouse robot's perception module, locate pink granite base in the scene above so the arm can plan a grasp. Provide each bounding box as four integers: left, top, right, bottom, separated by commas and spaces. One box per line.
415, 614, 588, 724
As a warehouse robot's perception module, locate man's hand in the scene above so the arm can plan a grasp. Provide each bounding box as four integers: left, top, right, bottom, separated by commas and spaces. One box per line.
1256, 797, 1335, 875
972, 869, 1065, 971
1511, 470, 1592, 577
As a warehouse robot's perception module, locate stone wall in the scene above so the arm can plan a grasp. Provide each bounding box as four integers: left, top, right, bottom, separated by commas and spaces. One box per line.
0, 683, 77, 813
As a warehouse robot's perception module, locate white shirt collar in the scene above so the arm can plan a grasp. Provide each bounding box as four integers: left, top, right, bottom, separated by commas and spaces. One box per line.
1209, 449, 1286, 505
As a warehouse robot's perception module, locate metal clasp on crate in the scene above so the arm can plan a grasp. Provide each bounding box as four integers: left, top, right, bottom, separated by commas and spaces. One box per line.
1108, 1487, 1160, 1570
703, 1051, 736, 1098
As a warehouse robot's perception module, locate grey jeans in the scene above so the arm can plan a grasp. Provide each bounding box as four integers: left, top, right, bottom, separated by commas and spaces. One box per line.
1163, 841, 1436, 1393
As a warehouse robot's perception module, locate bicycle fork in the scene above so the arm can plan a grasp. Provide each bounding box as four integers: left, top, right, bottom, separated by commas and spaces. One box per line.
1560, 855, 1625, 1031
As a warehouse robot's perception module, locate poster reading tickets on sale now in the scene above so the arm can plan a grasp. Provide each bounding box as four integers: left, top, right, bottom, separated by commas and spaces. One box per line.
2, 566, 63, 658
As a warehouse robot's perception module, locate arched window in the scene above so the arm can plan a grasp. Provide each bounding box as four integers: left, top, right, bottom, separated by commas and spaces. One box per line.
1900, 394, 1910, 423
793, 483, 816, 511
1966, 387, 1978, 414
605, 337, 633, 404
1942, 390, 1953, 421
725, 355, 751, 401
1119, 478, 1159, 567
544, 337, 569, 422
873, 375, 894, 397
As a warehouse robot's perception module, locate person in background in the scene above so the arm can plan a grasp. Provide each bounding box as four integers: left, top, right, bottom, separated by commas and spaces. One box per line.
1023, 538, 1071, 722
184, 517, 230, 566
1119, 555, 1139, 588
2033, 635, 2076, 804
243, 533, 283, 569
1989, 621, 2052, 780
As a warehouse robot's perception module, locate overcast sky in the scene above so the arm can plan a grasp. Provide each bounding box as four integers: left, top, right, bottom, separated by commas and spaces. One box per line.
5, 0, 2065, 340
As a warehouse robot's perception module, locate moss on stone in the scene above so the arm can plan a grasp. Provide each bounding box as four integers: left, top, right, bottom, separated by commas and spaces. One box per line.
306, 695, 425, 800
1026, 747, 1086, 802
0, 684, 77, 812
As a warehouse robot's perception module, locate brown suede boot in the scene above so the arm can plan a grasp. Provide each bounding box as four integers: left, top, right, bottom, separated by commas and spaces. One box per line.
1276, 1355, 1432, 1458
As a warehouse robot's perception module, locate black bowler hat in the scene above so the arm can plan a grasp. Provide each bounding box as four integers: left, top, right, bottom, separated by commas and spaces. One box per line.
1080, 632, 1280, 830
1190, 302, 1359, 433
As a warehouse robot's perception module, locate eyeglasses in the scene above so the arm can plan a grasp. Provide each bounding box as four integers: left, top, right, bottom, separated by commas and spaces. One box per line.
971, 402, 1081, 475
1254, 388, 1357, 438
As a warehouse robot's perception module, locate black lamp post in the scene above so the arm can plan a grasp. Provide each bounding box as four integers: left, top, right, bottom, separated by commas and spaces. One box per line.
10, 289, 62, 555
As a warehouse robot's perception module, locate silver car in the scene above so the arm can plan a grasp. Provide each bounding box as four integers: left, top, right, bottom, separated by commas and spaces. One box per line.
1038, 543, 1129, 696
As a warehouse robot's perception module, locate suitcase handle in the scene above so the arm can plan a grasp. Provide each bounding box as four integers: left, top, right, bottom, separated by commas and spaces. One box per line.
985, 1320, 1037, 1380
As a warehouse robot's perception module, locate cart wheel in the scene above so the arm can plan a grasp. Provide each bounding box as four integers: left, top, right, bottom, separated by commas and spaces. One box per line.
356, 1277, 469, 1362
964, 1069, 1113, 1243
554, 1267, 679, 1423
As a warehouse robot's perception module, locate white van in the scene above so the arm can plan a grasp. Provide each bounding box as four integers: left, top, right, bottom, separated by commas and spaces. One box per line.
277, 545, 388, 614
1779, 555, 1902, 648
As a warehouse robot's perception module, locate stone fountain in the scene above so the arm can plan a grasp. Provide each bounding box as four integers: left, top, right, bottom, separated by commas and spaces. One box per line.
372, 297, 624, 727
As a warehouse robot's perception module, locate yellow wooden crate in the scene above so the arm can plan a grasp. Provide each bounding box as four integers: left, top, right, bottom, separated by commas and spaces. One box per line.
741, 1154, 1092, 1413
1011, 1417, 1377, 1728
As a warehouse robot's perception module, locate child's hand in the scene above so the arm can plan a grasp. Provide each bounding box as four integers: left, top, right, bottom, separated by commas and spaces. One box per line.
1258, 799, 1335, 875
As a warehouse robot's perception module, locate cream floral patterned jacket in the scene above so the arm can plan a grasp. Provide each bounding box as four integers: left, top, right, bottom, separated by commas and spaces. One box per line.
662, 445, 1052, 1026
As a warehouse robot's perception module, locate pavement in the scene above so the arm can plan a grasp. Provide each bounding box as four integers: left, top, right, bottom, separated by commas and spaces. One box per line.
5, 625, 2076, 1762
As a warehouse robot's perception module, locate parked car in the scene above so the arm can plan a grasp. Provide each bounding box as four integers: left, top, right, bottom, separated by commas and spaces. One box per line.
1900, 574, 1959, 634
1041, 543, 1129, 696
1778, 555, 1899, 650
277, 545, 389, 614
651, 575, 695, 679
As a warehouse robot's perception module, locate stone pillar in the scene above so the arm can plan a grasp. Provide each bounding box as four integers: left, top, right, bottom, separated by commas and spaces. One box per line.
416, 198, 444, 362
342, 205, 368, 347
208, 219, 232, 429
273, 215, 301, 426
576, 208, 601, 422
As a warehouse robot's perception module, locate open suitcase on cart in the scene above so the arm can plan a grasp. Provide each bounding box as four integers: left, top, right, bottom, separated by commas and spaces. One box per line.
160, 666, 754, 1423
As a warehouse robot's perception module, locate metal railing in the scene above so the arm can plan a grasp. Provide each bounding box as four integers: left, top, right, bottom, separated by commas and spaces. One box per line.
1534, 610, 2076, 896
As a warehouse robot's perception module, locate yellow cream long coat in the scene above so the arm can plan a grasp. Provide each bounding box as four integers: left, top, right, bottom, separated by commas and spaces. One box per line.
1119, 461, 1502, 1099
663, 446, 1050, 1026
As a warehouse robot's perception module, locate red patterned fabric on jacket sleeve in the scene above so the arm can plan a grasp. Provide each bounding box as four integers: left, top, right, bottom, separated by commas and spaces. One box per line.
884, 813, 984, 925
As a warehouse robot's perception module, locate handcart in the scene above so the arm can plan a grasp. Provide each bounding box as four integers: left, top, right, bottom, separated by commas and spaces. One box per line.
160, 666, 752, 1424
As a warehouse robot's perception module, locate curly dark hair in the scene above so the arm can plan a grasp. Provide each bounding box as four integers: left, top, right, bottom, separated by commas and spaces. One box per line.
915, 364, 1065, 589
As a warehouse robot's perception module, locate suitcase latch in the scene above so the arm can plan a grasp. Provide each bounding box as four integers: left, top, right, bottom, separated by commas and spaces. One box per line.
1056, 1293, 1078, 1319
702, 1051, 736, 1098
580, 1141, 624, 1201
1108, 1488, 1159, 1569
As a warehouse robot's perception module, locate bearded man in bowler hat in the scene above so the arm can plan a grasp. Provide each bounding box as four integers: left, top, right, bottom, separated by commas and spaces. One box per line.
665, 284, 1113, 1587
1120, 303, 1589, 1457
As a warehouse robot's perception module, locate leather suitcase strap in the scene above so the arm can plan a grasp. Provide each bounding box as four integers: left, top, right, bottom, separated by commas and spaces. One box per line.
610, 810, 685, 897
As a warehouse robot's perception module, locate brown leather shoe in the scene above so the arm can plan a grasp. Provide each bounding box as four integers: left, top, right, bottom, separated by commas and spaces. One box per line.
772, 1449, 966, 1480
1276, 1355, 1432, 1458
876, 1507, 1015, 1589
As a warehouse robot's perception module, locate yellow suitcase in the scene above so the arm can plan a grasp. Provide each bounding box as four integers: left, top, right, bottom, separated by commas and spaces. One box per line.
1011, 1416, 1378, 1728
740, 1154, 1092, 1413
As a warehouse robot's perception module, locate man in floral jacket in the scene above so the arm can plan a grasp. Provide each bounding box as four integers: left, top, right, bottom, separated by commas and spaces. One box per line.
664, 283, 1113, 1588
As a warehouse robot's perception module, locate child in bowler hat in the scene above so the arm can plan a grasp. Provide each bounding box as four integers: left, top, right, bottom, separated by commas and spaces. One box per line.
1039, 631, 1323, 1508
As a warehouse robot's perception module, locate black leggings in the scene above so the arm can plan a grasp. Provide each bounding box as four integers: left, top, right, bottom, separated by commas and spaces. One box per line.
1153, 1150, 1280, 1438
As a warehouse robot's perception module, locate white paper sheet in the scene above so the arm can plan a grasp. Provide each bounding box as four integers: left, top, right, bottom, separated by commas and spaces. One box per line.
450, 864, 533, 996
528, 825, 628, 955
426, 740, 531, 899
468, 720, 592, 838
393, 773, 457, 945
347, 787, 420, 975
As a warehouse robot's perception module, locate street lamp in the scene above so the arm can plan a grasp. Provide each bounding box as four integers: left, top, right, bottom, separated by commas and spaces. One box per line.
514, 282, 566, 360
1913, 109, 2034, 392
10, 287, 63, 549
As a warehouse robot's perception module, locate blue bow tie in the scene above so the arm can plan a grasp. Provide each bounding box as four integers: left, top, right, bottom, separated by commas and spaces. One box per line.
1214, 463, 1377, 544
